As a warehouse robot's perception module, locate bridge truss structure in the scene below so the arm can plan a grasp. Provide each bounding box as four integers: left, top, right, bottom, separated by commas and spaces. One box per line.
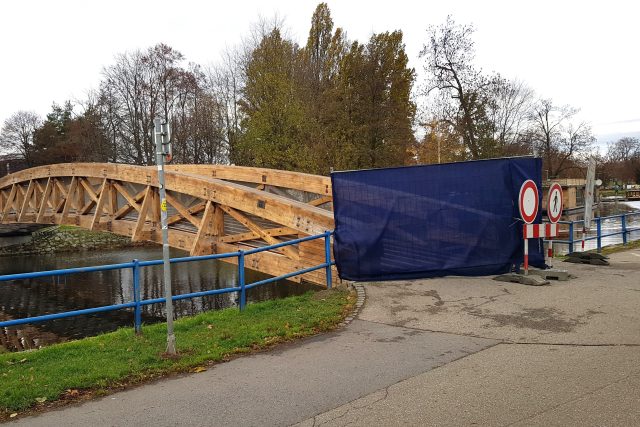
0, 163, 335, 286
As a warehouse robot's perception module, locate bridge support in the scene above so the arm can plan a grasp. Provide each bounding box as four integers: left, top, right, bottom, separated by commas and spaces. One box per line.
0, 163, 337, 286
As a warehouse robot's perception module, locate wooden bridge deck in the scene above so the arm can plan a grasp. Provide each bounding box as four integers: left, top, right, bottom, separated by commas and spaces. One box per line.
0, 163, 336, 286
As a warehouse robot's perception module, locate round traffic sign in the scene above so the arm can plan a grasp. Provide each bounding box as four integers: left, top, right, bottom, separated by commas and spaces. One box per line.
519, 180, 539, 224
547, 182, 563, 223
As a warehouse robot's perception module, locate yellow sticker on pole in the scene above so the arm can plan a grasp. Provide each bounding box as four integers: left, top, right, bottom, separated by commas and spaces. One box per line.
161, 199, 167, 212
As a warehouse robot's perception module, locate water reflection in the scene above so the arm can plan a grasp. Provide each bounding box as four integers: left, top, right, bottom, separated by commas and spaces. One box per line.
0, 246, 317, 352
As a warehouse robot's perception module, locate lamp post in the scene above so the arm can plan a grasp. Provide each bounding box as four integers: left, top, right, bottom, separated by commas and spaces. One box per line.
153, 117, 176, 355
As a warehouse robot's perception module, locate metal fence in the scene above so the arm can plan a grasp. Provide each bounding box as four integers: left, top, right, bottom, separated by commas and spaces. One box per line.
0, 231, 334, 333
545, 212, 640, 254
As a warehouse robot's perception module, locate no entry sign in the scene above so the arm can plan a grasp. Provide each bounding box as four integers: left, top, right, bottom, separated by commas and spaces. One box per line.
518, 180, 539, 224
547, 182, 563, 223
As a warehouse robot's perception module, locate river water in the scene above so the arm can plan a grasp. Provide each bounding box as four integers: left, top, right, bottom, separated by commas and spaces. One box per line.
0, 246, 316, 352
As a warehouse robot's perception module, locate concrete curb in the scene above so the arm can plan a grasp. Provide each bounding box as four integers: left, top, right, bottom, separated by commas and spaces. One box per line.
338, 283, 366, 327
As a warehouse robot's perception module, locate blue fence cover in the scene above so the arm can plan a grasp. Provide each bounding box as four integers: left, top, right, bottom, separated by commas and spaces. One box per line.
331, 157, 544, 281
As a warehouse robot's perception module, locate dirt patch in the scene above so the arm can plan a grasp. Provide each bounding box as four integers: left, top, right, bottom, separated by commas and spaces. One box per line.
424, 290, 444, 306
468, 307, 603, 333
390, 304, 409, 314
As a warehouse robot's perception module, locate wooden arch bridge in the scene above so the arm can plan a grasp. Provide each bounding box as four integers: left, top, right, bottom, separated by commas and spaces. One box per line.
0, 164, 336, 286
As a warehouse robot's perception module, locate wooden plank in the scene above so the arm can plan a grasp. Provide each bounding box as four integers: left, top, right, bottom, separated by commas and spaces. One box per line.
61, 177, 78, 223
219, 205, 299, 261
165, 191, 201, 228
190, 201, 214, 256
108, 180, 118, 215
90, 179, 109, 230
113, 182, 142, 212
212, 203, 224, 236
36, 178, 53, 223
132, 186, 152, 241
218, 227, 297, 244
79, 178, 99, 202
150, 189, 161, 224
163, 164, 332, 196
167, 201, 206, 225
1, 184, 17, 219
308, 196, 333, 207
18, 180, 35, 222
113, 186, 146, 219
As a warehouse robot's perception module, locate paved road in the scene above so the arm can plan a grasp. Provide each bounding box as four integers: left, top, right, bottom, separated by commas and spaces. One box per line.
12, 248, 640, 426
12, 320, 494, 426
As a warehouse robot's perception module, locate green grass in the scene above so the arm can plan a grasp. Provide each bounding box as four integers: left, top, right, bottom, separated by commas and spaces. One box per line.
0, 290, 352, 415
551, 238, 640, 260
599, 239, 640, 256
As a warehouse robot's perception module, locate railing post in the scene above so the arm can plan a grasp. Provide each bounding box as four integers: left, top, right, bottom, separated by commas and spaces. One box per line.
324, 231, 332, 289
569, 222, 575, 253
132, 259, 142, 335
596, 217, 602, 253
621, 214, 628, 245
238, 251, 246, 311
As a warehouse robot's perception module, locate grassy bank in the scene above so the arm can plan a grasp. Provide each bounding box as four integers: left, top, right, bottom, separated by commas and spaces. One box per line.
0, 225, 148, 257
599, 238, 640, 256
0, 290, 352, 416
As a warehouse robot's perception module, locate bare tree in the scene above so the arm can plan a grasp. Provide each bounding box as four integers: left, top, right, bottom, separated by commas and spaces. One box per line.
420, 16, 500, 159
0, 111, 42, 163
206, 48, 245, 164
527, 99, 594, 178
489, 78, 535, 148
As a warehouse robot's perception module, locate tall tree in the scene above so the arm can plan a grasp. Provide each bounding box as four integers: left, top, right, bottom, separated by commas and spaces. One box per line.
335, 31, 416, 169
420, 17, 499, 159
237, 27, 311, 170
0, 111, 42, 163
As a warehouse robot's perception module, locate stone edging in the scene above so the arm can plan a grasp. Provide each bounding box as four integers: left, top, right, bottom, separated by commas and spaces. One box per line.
338, 283, 365, 327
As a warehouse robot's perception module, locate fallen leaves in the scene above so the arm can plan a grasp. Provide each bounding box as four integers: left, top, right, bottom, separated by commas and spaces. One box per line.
9, 413, 17, 418
66, 389, 80, 397
192, 366, 207, 373
35, 397, 47, 403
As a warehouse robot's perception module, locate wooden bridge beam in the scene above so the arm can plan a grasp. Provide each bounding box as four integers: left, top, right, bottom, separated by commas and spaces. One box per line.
0, 164, 336, 286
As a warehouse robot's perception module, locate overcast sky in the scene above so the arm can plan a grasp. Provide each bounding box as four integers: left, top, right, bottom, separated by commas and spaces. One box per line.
1, 0, 639, 145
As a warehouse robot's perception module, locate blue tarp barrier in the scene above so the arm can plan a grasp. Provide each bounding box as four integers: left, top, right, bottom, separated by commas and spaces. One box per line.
331, 157, 545, 281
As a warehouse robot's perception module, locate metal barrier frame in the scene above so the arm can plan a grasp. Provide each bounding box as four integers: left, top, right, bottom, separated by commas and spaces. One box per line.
544, 211, 640, 253
0, 231, 335, 334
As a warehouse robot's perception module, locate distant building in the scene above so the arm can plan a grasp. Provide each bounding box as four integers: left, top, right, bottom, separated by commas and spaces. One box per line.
0, 154, 28, 178
542, 178, 591, 211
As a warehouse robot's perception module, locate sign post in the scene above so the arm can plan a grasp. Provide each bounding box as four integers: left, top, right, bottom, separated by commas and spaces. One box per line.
518, 179, 539, 275
546, 182, 563, 264
582, 156, 596, 251
154, 117, 176, 356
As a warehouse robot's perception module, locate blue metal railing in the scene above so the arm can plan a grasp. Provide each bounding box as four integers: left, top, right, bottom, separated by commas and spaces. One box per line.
543, 212, 640, 253
0, 231, 335, 334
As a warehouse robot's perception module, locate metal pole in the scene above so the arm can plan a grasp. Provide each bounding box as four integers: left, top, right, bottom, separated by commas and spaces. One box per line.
154, 117, 176, 355
238, 250, 246, 311
569, 222, 575, 253
523, 238, 529, 276
133, 259, 142, 335
621, 215, 628, 245
596, 217, 602, 253
324, 231, 332, 289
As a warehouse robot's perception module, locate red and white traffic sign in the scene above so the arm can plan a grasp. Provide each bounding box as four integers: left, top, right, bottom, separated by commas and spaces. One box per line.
518, 179, 539, 224
523, 223, 558, 239
547, 182, 563, 223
